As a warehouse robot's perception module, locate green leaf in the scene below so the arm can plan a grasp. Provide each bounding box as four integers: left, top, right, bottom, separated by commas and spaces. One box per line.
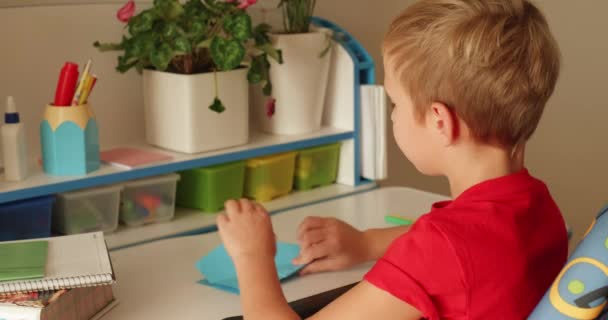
150, 43, 173, 71
196, 38, 212, 48
116, 55, 138, 73
189, 20, 207, 36
263, 80, 272, 96
257, 43, 283, 64
254, 23, 272, 35
223, 12, 252, 41
162, 23, 180, 39
318, 32, 334, 58
210, 37, 245, 71
129, 10, 156, 35
130, 32, 157, 58
201, 0, 223, 15
93, 41, 123, 51
173, 36, 192, 54
252, 23, 282, 63
319, 40, 331, 58
184, 0, 205, 13
135, 60, 148, 73
252, 23, 272, 45
280, 0, 314, 33
209, 97, 226, 113
118, 53, 138, 66
247, 53, 275, 96
155, 0, 184, 20
247, 54, 269, 84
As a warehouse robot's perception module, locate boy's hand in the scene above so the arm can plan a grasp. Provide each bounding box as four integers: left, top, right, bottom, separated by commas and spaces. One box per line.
217, 199, 276, 261
293, 217, 370, 275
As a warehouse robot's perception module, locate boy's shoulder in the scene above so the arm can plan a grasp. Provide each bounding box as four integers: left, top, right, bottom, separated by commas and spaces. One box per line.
414, 169, 566, 255
425, 169, 558, 221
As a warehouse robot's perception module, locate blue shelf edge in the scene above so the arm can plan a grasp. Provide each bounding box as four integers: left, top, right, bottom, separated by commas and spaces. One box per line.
0, 131, 354, 205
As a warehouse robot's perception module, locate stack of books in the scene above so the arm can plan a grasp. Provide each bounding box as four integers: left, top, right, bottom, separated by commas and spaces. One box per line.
0, 232, 117, 320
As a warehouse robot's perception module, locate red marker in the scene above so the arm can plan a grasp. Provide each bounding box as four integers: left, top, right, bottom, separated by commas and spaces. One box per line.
53, 62, 79, 107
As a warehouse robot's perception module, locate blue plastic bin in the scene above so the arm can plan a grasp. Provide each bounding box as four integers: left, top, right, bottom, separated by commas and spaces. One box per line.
0, 196, 54, 241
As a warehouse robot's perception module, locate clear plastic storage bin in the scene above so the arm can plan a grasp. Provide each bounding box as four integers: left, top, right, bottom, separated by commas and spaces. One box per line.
53, 185, 122, 235
120, 173, 180, 227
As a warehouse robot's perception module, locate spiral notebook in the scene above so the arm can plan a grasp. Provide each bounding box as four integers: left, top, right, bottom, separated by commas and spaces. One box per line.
0, 232, 115, 294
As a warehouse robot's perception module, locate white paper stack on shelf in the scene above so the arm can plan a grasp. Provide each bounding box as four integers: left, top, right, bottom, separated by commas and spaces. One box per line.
360, 85, 388, 181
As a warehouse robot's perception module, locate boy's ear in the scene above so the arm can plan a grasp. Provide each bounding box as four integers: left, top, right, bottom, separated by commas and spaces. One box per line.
429, 102, 459, 146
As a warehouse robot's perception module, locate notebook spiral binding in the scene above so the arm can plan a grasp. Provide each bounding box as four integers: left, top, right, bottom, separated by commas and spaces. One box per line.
0, 274, 113, 294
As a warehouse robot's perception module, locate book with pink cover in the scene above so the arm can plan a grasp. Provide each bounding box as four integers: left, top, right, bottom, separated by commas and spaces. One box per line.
100, 147, 173, 169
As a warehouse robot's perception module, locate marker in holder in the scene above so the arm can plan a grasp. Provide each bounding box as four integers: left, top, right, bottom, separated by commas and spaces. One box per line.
40, 104, 100, 176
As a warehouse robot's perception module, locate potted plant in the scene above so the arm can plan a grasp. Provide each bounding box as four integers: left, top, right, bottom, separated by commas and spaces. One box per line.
253, 0, 332, 135
94, 0, 282, 154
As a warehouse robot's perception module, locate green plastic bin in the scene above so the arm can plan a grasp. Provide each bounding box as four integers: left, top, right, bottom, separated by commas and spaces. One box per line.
176, 161, 246, 213
245, 152, 297, 202
294, 143, 341, 190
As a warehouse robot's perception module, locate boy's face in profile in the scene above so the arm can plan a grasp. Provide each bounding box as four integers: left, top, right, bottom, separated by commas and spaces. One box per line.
384, 56, 442, 176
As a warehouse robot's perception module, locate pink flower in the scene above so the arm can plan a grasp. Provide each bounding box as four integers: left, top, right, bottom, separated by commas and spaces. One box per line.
117, 0, 135, 23
266, 98, 276, 118
238, 0, 257, 9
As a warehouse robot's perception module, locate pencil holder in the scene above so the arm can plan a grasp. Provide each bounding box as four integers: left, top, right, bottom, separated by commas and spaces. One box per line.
40, 104, 100, 176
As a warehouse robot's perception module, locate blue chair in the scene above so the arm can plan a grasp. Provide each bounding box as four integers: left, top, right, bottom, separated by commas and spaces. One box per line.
529, 205, 608, 319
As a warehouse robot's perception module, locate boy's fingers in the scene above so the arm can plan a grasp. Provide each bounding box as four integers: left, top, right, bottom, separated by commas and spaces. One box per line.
225, 200, 241, 218
254, 203, 268, 216
293, 242, 328, 265
239, 198, 254, 213
216, 213, 229, 226
299, 228, 326, 247
299, 259, 336, 276
297, 216, 326, 238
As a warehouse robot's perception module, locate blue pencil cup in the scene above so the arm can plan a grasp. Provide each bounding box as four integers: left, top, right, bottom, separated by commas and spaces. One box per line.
40, 104, 100, 176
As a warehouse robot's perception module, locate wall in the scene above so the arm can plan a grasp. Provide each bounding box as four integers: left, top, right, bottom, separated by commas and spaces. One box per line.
0, 3, 149, 157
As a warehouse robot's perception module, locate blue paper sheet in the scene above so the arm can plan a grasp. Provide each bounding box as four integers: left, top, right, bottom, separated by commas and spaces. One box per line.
196, 242, 306, 295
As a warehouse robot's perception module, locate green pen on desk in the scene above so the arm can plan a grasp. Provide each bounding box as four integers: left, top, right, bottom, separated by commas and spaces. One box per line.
385, 215, 415, 226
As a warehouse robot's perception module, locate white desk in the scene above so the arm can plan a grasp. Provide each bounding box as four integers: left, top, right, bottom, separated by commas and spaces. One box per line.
104, 187, 449, 320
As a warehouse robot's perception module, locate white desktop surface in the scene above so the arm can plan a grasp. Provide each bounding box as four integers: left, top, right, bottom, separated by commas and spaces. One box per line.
104, 187, 449, 320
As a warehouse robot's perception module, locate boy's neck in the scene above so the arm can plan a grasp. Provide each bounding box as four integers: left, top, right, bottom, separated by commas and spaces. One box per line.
446, 144, 525, 198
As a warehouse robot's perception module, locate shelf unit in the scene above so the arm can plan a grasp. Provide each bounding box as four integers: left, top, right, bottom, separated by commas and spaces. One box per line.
0, 18, 378, 249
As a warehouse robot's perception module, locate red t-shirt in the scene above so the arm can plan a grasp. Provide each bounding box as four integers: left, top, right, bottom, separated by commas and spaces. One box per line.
364, 169, 568, 319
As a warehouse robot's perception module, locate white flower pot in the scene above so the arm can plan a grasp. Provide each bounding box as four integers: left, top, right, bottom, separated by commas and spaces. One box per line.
253, 31, 332, 135
143, 68, 249, 154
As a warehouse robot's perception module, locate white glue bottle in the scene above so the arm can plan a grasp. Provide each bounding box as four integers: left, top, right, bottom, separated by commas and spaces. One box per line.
2, 96, 29, 181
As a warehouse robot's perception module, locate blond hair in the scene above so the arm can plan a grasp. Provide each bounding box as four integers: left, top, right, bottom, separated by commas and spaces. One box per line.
384, 0, 560, 147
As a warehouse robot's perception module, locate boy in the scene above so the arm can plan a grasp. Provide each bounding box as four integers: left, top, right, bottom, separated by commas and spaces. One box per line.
216, 0, 568, 319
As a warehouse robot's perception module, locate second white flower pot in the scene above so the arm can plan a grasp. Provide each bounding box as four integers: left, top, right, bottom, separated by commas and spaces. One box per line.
253, 31, 332, 135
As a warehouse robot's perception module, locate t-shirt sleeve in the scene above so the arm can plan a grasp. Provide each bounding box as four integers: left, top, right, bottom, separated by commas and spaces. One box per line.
363, 217, 464, 320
